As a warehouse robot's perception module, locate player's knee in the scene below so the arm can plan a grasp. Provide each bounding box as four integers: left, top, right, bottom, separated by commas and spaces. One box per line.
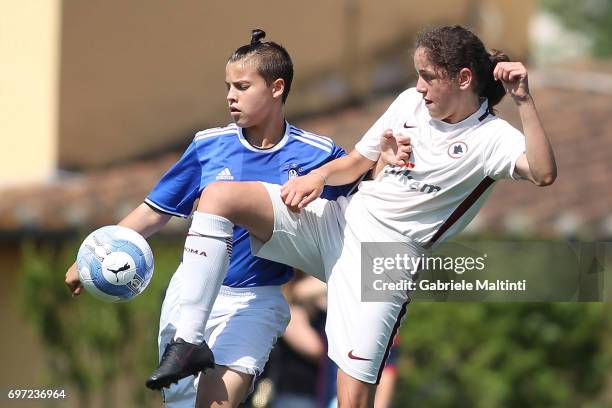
198, 181, 242, 217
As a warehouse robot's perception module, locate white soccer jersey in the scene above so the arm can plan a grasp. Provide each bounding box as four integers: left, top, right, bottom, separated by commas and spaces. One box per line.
353, 88, 526, 247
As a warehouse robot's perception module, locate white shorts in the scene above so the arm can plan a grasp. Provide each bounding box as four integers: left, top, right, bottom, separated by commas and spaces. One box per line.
158, 266, 290, 408
251, 182, 418, 384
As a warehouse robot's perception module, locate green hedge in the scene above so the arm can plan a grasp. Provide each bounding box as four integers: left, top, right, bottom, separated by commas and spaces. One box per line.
20, 238, 182, 407
20, 238, 612, 407
396, 302, 612, 407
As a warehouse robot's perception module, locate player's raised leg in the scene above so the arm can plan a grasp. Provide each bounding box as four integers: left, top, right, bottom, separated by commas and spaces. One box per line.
198, 181, 275, 243
146, 181, 273, 389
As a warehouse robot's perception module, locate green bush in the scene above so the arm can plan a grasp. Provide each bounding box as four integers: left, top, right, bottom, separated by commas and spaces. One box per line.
20, 238, 183, 407
20, 238, 612, 407
396, 302, 612, 408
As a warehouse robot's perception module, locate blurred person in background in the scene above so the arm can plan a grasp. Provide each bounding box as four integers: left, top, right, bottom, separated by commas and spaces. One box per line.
263, 271, 327, 408
157, 23, 556, 407
65, 29, 354, 408
254, 272, 400, 408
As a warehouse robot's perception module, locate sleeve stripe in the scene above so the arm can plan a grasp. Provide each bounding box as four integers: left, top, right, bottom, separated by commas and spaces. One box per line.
303, 130, 333, 145
195, 125, 237, 141
196, 123, 236, 135
290, 135, 332, 153
289, 126, 333, 147
144, 198, 189, 218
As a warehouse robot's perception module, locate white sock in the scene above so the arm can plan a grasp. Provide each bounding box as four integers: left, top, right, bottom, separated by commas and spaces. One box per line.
174, 212, 233, 344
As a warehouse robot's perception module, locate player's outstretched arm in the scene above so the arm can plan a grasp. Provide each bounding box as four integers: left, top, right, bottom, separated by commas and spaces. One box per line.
64, 203, 171, 297
117, 203, 172, 238
494, 61, 556, 186
281, 149, 375, 209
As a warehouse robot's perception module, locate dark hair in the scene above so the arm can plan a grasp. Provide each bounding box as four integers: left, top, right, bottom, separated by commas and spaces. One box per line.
415, 25, 510, 108
228, 29, 294, 103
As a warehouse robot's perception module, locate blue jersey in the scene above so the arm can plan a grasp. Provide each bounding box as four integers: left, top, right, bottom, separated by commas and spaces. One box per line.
145, 122, 352, 287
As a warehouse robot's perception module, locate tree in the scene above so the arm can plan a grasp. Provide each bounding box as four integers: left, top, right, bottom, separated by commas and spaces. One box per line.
542, 0, 612, 57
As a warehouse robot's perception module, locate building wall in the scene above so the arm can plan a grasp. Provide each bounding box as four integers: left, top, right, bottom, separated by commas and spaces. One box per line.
57, 0, 533, 169
1, 0, 533, 175
0, 0, 61, 186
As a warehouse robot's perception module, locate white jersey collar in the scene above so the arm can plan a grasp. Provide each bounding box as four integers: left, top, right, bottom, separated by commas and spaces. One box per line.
237, 120, 290, 153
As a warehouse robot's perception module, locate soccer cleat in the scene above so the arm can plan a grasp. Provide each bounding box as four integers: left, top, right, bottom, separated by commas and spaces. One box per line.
145, 338, 215, 390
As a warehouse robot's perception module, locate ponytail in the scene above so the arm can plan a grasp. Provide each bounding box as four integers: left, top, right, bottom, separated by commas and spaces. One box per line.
482, 49, 510, 108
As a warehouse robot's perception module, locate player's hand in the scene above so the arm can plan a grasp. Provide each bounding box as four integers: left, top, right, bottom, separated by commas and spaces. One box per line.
65, 262, 83, 297
380, 129, 412, 166
494, 61, 530, 102
281, 173, 325, 212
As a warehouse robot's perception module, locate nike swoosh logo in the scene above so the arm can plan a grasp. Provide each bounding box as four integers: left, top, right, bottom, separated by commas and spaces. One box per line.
403, 122, 417, 128
348, 350, 372, 361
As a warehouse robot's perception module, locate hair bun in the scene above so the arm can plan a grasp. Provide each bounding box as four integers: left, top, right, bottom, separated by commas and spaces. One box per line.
250, 29, 266, 45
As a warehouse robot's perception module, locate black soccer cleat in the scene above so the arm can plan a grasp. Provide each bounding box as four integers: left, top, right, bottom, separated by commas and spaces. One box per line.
145, 338, 215, 390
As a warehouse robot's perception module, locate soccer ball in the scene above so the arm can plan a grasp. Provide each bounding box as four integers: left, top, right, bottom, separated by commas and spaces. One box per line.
76, 225, 154, 302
